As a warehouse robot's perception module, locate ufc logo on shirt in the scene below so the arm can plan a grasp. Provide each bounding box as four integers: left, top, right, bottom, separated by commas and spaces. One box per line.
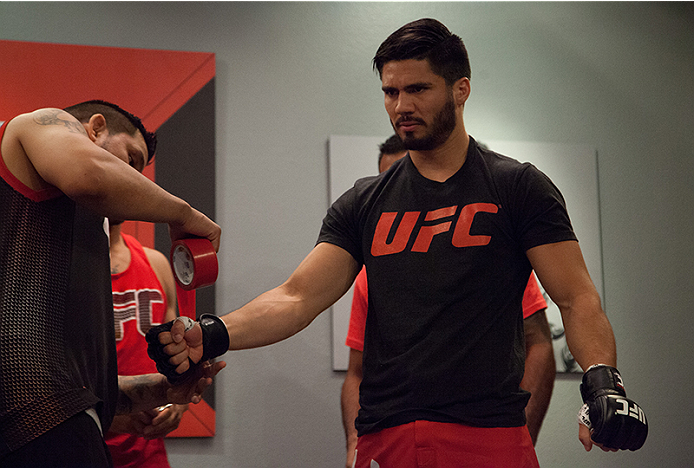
371, 203, 499, 256
113, 289, 164, 340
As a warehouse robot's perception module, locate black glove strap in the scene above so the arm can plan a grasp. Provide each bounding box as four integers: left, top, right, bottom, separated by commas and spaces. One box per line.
200, 314, 230, 361
580, 365, 626, 402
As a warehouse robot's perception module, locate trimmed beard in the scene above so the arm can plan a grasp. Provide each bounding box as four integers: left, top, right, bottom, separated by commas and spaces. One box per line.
396, 92, 457, 151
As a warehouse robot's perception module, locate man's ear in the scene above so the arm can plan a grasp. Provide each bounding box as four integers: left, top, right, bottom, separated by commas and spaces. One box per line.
85, 113, 107, 142
453, 77, 471, 107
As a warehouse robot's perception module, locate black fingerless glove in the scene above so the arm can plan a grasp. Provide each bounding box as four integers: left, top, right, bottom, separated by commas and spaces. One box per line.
145, 320, 192, 384
579, 365, 648, 450
145, 314, 229, 384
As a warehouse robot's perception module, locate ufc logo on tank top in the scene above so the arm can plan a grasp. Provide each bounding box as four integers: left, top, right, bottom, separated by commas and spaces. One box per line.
112, 289, 164, 340
371, 203, 499, 256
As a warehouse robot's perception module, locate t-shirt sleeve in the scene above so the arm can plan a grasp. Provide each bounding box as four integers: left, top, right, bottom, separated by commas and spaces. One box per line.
317, 185, 364, 265
511, 164, 578, 251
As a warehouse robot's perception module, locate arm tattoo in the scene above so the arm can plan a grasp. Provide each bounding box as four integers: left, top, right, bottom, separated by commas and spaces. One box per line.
32, 109, 88, 135
116, 374, 167, 415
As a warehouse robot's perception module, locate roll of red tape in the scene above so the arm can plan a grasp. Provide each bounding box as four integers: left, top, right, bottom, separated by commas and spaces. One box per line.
170, 238, 219, 290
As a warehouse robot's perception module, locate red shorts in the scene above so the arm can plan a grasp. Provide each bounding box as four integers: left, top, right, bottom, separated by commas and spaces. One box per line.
354, 420, 539, 468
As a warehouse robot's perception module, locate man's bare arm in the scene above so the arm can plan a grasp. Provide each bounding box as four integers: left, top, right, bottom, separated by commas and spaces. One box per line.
116, 360, 224, 415
3, 110, 220, 249
527, 241, 616, 370
158, 243, 360, 374
521, 309, 555, 445
221, 242, 361, 350
341, 348, 363, 468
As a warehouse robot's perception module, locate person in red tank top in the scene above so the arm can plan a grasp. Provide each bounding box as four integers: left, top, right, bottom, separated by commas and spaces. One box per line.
103, 123, 188, 467
105, 219, 188, 465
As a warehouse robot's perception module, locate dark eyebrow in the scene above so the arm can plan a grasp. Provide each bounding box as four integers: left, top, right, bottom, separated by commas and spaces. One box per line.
404, 82, 432, 91
382, 82, 433, 94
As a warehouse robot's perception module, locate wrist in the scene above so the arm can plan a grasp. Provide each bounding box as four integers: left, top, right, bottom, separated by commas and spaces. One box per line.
200, 314, 230, 361
580, 364, 625, 402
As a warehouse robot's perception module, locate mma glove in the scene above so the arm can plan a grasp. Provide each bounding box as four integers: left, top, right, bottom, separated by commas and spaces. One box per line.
578, 364, 648, 451
146, 314, 229, 384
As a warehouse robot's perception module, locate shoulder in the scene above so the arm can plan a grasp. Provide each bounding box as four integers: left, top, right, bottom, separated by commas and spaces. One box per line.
142, 245, 176, 310
474, 141, 533, 177
143, 246, 171, 275
474, 142, 556, 197
6, 108, 81, 132
1, 112, 33, 148
328, 173, 381, 219
1, 110, 69, 192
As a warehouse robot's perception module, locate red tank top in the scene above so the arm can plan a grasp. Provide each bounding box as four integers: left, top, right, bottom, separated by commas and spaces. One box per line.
111, 233, 168, 375
106, 233, 170, 468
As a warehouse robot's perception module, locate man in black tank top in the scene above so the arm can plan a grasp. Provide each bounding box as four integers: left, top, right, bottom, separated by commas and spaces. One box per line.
0, 101, 223, 467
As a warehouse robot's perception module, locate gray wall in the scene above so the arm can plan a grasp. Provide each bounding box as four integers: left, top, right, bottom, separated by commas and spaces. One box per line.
2, 2, 692, 467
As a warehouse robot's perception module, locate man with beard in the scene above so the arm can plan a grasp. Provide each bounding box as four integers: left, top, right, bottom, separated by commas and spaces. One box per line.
150, 18, 647, 467
0, 100, 222, 467
340, 135, 554, 468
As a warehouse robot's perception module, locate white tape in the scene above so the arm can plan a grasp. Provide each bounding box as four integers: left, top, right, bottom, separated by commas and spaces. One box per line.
175, 316, 196, 332
577, 403, 592, 429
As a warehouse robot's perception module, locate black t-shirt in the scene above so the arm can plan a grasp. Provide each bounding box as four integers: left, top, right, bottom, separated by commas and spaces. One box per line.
318, 137, 577, 435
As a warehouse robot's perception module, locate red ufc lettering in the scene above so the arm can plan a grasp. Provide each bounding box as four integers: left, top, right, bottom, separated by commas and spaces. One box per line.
411, 206, 457, 252
371, 203, 498, 256
451, 203, 498, 247
371, 211, 420, 256
112, 289, 164, 340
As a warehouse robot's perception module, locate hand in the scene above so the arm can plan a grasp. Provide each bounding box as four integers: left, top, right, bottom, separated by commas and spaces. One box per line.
345, 437, 357, 468
142, 404, 188, 440
146, 316, 228, 383
166, 359, 226, 405
169, 207, 221, 252
579, 418, 618, 452
109, 412, 156, 436
578, 365, 648, 451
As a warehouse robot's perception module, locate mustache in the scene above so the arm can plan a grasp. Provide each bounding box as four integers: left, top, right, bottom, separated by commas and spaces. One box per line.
395, 115, 426, 126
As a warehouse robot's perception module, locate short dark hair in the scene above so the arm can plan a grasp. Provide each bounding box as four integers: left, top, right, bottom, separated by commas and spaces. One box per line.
378, 134, 406, 166
373, 18, 471, 85
63, 100, 157, 164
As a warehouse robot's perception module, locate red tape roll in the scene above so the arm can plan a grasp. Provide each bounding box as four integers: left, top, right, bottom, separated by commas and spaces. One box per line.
170, 238, 219, 290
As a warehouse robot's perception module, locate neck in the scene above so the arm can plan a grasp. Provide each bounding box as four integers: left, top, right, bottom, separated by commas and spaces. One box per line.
409, 125, 470, 183
108, 223, 130, 274
109, 223, 123, 250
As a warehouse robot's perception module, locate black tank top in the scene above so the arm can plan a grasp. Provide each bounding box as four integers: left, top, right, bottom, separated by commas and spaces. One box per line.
0, 120, 118, 456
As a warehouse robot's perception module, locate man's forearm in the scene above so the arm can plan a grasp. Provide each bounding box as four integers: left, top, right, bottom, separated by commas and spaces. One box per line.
14, 110, 194, 227
67, 155, 193, 226
561, 292, 616, 370
116, 374, 169, 415
223, 286, 318, 350
341, 372, 360, 449
522, 342, 555, 444
224, 243, 360, 350
521, 310, 555, 445
341, 348, 363, 468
